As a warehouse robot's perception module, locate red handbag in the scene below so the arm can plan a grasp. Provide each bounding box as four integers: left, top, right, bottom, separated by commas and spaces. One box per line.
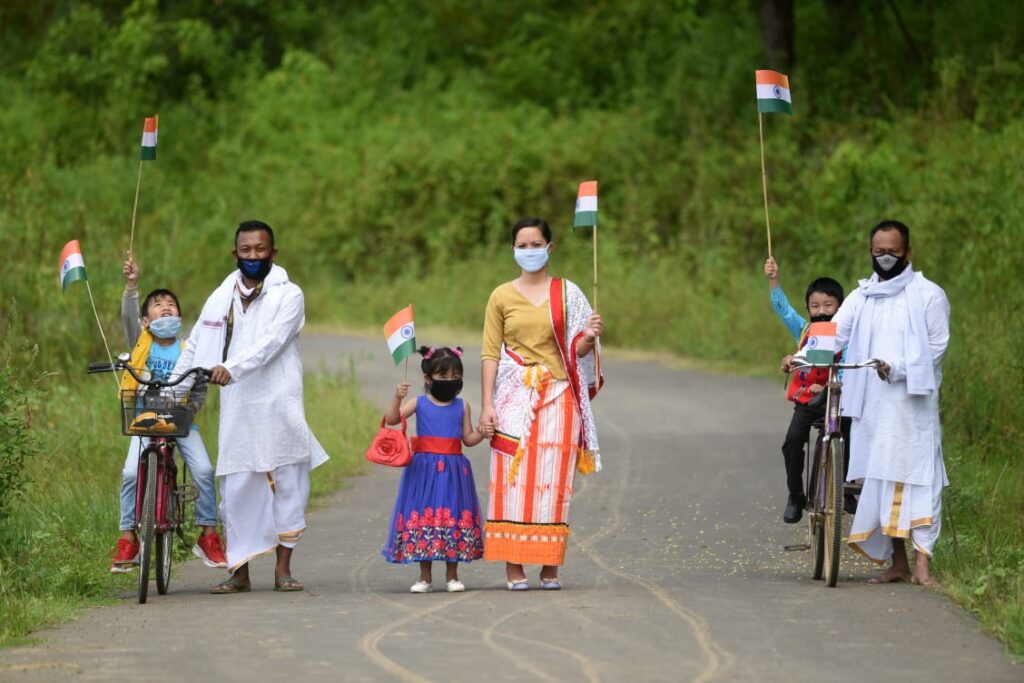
365, 415, 412, 467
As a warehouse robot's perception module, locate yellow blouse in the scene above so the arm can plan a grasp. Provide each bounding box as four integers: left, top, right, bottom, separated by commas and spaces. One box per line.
481, 282, 567, 380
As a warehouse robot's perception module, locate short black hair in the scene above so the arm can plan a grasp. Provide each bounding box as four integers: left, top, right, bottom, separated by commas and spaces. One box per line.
511, 217, 552, 245
235, 220, 275, 249
141, 288, 181, 319
870, 219, 910, 250
419, 346, 464, 377
805, 278, 844, 308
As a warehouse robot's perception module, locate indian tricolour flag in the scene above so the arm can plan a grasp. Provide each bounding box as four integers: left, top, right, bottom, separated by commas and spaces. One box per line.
59, 240, 87, 292
755, 70, 792, 115
383, 305, 416, 365
804, 321, 837, 364
573, 180, 598, 229
140, 115, 158, 160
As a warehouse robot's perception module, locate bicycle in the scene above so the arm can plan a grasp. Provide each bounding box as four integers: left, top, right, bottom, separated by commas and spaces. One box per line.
89, 354, 210, 604
789, 355, 882, 587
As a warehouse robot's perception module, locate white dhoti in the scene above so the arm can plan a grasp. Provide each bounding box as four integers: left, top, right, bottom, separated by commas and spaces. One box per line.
849, 448, 947, 562
220, 461, 311, 572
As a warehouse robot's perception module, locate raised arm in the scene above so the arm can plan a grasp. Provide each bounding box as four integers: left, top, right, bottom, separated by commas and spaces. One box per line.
121, 256, 142, 348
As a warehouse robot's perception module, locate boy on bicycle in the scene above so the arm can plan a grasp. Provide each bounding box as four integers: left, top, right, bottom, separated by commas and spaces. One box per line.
764, 256, 853, 524
110, 256, 227, 572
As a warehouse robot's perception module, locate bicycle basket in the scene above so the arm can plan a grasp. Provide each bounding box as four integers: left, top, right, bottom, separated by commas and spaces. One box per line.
120, 388, 196, 438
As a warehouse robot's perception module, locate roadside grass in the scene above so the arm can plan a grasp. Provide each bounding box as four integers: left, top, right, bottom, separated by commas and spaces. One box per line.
0, 370, 376, 647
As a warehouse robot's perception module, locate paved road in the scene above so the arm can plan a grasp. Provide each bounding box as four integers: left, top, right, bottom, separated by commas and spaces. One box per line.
1, 334, 1019, 682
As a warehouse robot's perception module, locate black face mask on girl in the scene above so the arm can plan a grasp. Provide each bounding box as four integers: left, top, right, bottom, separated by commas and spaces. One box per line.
428, 379, 463, 403
810, 314, 834, 323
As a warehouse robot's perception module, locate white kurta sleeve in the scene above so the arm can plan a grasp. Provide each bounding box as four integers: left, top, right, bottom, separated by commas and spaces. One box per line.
831, 290, 860, 350
222, 287, 305, 384
171, 323, 201, 392
925, 287, 951, 368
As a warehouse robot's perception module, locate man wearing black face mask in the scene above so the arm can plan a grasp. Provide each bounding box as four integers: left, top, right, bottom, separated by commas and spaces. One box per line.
828, 220, 950, 586
172, 220, 329, 594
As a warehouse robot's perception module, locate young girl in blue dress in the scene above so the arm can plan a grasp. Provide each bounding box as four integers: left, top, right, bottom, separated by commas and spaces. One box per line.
382, 346, 485, 592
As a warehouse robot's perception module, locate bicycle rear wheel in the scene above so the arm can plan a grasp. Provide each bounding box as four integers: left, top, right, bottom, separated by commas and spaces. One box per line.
822, 438, 844, 587
137, 450, 157, 604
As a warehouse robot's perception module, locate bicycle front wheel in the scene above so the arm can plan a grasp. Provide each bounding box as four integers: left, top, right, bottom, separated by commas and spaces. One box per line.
822, 438, 845, 587
137, 450, 157, 604
807, 436, 826, 580
155, 531, 173, 595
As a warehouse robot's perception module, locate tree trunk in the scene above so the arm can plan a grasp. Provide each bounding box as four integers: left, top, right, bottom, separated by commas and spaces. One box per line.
760, 0, 796, 71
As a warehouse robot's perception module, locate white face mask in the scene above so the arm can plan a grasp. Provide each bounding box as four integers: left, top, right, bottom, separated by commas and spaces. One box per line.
513, 245, 550, 273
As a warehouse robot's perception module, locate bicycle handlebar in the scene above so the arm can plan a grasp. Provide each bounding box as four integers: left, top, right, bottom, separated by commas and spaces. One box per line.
788, 357, 885, 372
87, 359, 211, 388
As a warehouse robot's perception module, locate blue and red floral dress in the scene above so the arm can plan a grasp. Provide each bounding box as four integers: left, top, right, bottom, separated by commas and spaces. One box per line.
382, 395, 484, 564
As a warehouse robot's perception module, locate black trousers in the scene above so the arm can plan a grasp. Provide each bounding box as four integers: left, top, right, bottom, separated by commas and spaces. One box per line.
781, 403, 852, 497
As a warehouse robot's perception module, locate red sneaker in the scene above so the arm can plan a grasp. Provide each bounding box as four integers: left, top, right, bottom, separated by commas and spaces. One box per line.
110, 538, 140, 573
194, 531, 228, 568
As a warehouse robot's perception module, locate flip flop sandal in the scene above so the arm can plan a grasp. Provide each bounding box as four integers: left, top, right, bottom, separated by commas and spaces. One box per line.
540, 577, 562, 590
274, 576, 304, 592
211, 576, 251, 594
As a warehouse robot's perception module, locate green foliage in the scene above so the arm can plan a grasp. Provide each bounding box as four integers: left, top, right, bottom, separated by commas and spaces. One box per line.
1, 0, 1022, 655
0, 369, 39, 526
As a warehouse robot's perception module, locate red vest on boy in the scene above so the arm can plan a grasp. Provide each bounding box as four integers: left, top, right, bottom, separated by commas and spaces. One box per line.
787, 324, 833, 405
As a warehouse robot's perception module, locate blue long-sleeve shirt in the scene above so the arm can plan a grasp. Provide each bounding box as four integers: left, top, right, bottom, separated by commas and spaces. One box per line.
770, 285, 806, 344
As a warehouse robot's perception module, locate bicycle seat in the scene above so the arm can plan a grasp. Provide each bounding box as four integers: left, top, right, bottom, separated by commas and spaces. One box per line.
807, 392, 826, 409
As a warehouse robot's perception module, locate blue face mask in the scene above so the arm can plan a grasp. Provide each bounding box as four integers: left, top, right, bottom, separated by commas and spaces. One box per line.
238, 257, 273, 281
148, 316, 181, 339
513, 245, 550, 273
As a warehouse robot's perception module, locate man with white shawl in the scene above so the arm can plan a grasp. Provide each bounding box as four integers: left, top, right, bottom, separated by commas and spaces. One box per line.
173, 220, 328, 593
832, 220, 950, 586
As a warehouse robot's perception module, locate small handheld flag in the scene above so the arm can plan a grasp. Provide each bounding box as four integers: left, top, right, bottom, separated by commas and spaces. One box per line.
804, 321, 838, 364
573, 180, 598, 230
140, 116, 158, 160
755, 70, 792, 115
383, 305, 416, 366
59, 240, 118, 390
59, 240, 87, 291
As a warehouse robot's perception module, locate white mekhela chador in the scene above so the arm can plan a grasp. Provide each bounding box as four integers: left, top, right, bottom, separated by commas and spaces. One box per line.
173, 265, 328, 570
832, 266, 950, 562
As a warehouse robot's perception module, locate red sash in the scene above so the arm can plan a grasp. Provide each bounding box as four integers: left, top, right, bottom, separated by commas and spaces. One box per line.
410, 436, 462, 455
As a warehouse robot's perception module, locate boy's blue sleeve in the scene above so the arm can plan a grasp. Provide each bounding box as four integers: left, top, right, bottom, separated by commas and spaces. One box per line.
770, 286, 806, 343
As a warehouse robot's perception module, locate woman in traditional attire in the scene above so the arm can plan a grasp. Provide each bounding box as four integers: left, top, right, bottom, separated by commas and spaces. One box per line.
478, 217, 604, 591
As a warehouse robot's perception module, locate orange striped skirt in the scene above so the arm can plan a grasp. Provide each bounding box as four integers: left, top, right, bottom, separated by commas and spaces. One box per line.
485, 378, 580, 566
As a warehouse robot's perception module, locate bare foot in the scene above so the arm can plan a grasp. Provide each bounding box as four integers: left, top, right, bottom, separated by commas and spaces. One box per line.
867, 567, 911, 584
911, 574, 939, 587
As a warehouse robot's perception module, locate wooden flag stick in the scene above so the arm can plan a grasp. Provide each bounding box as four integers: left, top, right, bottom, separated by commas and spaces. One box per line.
404, 356, 409, 382
592, 222, 599, 311
758, 112, 773, 259
85, 280, 119, 393
127, 159, 144, 257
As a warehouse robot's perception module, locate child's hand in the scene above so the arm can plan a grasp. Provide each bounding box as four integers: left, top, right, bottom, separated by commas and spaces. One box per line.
123, 255, 140, 288
780, 354, 795, 372
395, 382, 411, 399
808, 383, 824, 394
764, 257, 778, 280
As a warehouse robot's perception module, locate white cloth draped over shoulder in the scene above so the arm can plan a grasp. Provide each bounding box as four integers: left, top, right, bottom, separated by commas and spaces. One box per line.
833, 266, 950, 486
172, 265, 329, 477
833, 265, 950, 561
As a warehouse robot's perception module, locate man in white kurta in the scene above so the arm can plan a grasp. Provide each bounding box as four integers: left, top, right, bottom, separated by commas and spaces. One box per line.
832, 221, 949, 585
173, 221, 328, 593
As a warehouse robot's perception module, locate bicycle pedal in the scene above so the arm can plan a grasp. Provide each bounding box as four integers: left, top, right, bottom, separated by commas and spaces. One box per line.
180, 484, 198, 502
